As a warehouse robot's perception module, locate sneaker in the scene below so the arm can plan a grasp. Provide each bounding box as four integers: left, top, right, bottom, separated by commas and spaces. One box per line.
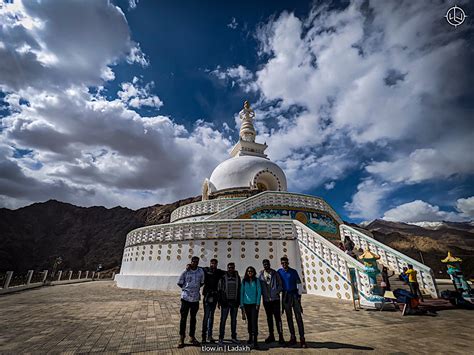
300, 337, 308, 348
201, 336, 207, 344
287, 336, 297, 346
278, 334, 286, 345
189, 337, 201, 346
208, 336, 216, 344
177, 335, 185, 348
253, 342, 260, 350
231, 338, 240, 344
264, 335, 275, 344
218, 339, 224, 346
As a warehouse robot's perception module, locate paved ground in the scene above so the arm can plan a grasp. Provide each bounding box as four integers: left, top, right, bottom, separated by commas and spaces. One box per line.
0, 281, 472, 354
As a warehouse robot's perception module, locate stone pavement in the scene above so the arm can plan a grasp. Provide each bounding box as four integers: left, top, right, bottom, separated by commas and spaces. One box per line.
0, 281, 472, 354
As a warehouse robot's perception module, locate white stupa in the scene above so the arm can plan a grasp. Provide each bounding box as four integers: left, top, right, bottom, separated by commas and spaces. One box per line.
115, 101, 439, 307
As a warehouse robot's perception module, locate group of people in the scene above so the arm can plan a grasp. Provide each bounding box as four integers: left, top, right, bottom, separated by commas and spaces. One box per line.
177, 256, 307, 349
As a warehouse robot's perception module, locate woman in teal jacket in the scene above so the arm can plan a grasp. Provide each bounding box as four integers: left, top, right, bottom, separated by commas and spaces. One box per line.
240, 266, 261, 349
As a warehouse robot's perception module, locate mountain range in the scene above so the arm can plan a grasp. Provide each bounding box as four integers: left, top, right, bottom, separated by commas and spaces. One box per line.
1, 199, 473, 279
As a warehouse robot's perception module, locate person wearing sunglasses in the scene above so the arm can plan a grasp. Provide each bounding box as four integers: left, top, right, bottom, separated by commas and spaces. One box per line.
240, 266, 262, 349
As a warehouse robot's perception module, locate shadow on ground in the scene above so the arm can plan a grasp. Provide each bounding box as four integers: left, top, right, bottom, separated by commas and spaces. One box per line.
258, 341, 374, 351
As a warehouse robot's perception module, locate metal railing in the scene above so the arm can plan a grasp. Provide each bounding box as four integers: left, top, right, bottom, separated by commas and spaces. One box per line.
0, 269, 114, 293
340, 224, 438, 298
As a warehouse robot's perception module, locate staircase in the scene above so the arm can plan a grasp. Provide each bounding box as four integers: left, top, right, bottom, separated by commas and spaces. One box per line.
340, 224, 438, 298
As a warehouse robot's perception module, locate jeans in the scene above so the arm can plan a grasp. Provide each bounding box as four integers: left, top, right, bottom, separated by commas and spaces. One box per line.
219, 304, 239, 339
263, 300, 283, 336
283, 293, 304, 338
243, 304, 259, 341
179, 299, 199, 337
202, 300, 218, 338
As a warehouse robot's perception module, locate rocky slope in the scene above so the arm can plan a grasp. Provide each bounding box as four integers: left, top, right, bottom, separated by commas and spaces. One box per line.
0, 197, 200, 272
363, 219, 474, 278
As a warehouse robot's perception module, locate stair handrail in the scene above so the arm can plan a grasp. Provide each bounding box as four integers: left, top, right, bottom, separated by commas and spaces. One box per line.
340, 224, 438, 298
294, 221, 365, 272
206, 191, 343, 223
293, 220, 374, 303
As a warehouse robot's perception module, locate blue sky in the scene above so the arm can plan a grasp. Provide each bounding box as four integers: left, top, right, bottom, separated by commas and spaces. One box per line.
0, 0, 473, 224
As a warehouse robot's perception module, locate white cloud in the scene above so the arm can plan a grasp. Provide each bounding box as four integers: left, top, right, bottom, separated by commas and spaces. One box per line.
227, 17, 238, 30
344, 179, 393, 221
126, 43, 149, 67
128, 0, 139, 10
324, 181, 335, 190
0, 0, 136, 91
0, 0, 231, 209
117, 78, 163, 109
366, 146, 474, 184
456, 196, 474, 219
210, 65, 257, 93
382, 197, 474, 223
217, 0, 472, 209
0, 87, 231, 208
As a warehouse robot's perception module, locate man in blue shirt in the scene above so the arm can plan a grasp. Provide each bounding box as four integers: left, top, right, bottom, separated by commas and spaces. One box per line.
278, 256, 307, 348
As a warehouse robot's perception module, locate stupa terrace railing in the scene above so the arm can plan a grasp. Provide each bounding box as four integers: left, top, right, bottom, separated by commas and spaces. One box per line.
170, 198, 244, 223
340, 224, 438, 298
206, 191, 343, 224
125, 219, 297, 247
294, 221, 373, 303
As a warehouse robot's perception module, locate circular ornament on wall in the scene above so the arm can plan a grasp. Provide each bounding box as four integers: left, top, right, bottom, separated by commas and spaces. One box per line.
295, 212, 308, 224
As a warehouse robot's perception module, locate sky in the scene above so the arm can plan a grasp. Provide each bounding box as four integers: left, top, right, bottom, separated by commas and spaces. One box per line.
0, 0, 473, 224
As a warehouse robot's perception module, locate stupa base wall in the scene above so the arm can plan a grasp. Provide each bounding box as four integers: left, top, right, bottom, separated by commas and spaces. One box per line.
114, 274, 180, 291
116, 238, 300, 290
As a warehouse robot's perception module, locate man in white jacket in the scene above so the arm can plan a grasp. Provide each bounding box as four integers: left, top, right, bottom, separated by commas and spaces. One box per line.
177, 256, 205, 348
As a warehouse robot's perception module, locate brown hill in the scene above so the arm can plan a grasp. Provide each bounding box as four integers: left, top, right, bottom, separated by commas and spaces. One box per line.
364, 219, 474, 278
0, 197, 199, 272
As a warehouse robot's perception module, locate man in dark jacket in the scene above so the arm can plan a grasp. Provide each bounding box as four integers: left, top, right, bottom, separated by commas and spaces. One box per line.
258, 259, 285, 344
217, 262, 241, 345
201, 259, 224, 344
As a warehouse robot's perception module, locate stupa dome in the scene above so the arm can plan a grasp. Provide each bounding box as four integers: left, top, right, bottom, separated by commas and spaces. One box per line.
209, 155, 287, 192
